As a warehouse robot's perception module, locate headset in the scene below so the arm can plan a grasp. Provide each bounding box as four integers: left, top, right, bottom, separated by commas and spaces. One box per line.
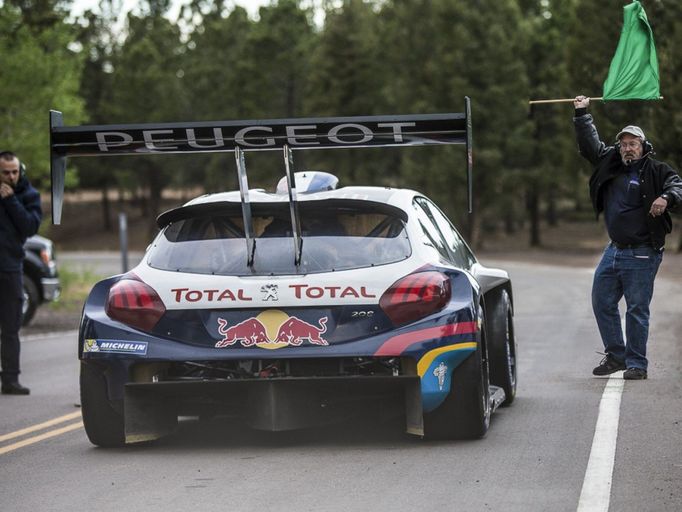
614, 138, 654, 157
0, 150, 26, 178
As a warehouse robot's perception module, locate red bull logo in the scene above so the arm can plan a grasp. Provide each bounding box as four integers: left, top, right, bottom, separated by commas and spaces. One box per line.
273, 317, 328, 346
216, 318, 269, 348
215, 310, 329, 349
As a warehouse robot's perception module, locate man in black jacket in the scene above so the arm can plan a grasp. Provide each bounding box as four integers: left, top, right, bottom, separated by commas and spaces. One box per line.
573, 95, 682, 380
0, 151, 41, 395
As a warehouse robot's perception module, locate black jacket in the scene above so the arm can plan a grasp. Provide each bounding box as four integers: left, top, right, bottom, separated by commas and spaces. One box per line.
574, 113, 682, 250
0, 175, 42, 272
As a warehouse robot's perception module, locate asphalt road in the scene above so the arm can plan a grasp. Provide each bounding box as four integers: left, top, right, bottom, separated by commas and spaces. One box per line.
1, 260, 681, 512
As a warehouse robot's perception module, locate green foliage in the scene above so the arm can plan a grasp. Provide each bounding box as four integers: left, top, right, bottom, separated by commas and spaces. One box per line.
179, 0, 316, 192
249, 0, 315, 118
71, 1, 123, 218
647, 1, 682, 171
5, 0, 682, 248
107, 10, 187, 123
303, 0, 384, 185
307, 0, 382, 117
377, 0, 533, 242
101, 2, 189, 231
0, 2, 85, 189
183, 5, 255, 120
48, 264, 104, 312
522, 0, 576, 242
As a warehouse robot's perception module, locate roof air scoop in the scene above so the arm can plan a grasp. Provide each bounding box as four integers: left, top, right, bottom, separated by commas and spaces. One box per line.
276, 171, 339, 195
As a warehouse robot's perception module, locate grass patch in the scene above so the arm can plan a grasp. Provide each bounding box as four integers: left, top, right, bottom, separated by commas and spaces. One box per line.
48, 264, 105, 314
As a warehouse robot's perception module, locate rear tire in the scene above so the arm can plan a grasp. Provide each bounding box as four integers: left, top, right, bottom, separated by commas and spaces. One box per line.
80, 362, 125, 447
21, 275, 39, 326
424, 309, 491, 440
488, 290, 517, 406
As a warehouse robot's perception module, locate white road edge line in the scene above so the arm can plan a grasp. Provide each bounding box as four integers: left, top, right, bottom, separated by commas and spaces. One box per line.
22, 330, 79, 342
576, 374, 625, 512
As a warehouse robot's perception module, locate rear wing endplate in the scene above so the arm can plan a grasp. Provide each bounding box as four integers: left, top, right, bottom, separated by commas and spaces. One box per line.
50, 98, 474, 262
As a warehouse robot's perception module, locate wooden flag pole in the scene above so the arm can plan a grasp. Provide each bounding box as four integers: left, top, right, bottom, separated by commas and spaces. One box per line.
528, 97, 603, 105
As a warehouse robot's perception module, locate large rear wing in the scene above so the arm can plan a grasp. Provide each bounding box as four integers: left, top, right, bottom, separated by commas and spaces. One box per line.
50, 98, 474, 263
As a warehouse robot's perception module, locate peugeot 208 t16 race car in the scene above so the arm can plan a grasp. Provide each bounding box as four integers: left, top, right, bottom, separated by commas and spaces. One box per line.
49, 101, 516, 446
78, 177, 516, 446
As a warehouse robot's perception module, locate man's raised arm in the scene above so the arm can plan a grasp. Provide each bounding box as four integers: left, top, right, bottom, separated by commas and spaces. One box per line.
573, 95, 610, 165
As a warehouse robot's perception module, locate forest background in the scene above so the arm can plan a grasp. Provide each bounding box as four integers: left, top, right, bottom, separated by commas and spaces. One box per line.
2, 0, 682, 251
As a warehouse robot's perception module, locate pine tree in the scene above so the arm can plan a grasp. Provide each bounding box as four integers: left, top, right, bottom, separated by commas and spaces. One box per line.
304, 0, 384, 185
0, 2, 85, 191
380, 0, 532, 247
524, 0, 575, 246
104, 0, 187, 234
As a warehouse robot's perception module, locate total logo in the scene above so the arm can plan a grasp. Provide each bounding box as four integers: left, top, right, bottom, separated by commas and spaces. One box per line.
215, 310, 328, 349
170, 284, 374, 303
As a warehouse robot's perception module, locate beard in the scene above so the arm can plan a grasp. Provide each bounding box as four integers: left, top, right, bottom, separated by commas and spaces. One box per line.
621, 152, 640, 165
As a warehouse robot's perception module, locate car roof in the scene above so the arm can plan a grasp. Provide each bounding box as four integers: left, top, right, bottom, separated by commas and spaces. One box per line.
184, 186, 411, 207
156, 186, 421, 228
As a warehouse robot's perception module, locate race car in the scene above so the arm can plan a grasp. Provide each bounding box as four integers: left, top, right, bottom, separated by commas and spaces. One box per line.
49, 100, 517, 447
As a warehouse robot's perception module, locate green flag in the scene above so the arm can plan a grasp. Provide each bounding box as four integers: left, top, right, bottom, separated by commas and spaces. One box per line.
602, 0, 660, 101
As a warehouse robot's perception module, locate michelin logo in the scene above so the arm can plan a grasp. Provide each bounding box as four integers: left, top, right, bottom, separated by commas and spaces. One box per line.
433, 362, 448, 391
83, 339, 148, 355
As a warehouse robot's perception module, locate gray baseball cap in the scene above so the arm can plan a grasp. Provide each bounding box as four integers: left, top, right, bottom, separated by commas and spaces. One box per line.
616, 125, 646, 141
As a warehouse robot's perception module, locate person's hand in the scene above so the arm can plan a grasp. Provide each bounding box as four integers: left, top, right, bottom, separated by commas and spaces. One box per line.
0, 182, 14, 199
649, 196, 668, 217
574, 95, 590, 109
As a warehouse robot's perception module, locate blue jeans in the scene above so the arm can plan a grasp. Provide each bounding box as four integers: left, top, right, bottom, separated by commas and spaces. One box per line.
592, 243, 662, 370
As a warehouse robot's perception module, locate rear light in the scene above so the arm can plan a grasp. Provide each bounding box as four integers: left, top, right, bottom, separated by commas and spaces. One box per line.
379, 271, 451, 326
106, 277, 166, 332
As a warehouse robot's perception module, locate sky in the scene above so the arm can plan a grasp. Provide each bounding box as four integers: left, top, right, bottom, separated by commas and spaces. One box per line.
69, 0, 325, 29
70, 0, 299, 19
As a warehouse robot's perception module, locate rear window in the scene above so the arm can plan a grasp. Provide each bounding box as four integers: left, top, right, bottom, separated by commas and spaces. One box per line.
147, 206, 411, 275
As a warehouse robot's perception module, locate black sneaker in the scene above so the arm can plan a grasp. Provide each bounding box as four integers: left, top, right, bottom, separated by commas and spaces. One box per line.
623, 367, 648, 380
592, 354, 626, 376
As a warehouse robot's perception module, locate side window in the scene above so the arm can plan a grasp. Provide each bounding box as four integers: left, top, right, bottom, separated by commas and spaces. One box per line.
416, 198, 476, 269
411, 199, 452, 263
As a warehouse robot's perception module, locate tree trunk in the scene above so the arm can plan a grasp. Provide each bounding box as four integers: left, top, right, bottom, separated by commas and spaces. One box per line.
547, 187, 558, 227
527, 186, 541, 247
503, 196, 516, 234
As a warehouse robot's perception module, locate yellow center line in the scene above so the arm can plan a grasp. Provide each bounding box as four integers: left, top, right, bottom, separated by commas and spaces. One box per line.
0, 411, 82, 443
0, 421, 83, 455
